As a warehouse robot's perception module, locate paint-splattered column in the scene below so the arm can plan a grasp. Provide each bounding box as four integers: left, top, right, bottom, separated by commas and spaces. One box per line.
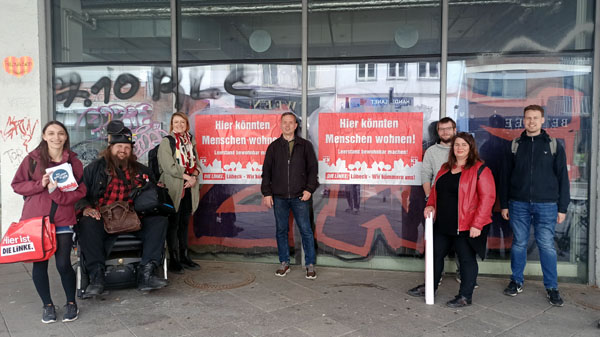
0, 0, 49, 235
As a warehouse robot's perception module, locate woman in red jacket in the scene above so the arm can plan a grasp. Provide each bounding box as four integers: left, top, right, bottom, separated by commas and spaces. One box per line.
408, 132, 495, 308
11, 121, 86, 323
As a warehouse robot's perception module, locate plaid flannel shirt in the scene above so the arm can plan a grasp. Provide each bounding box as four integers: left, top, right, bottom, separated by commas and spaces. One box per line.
98, 169, 132, 207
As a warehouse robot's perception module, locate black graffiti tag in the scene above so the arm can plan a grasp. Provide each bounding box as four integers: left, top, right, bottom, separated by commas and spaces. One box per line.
55, 73, 92, 108
57, 73, 140, 108
58, 66, 260, 108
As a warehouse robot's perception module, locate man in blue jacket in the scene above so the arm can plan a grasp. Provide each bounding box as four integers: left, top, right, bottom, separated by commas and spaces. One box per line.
500, 105, 569, 306
261, 112, 319, 279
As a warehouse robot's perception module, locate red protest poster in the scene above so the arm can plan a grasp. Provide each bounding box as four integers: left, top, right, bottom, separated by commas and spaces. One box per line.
318, 112, 423, 185
195, 113, 281, 184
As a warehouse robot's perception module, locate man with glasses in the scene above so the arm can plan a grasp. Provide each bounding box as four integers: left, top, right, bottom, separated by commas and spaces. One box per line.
420, 117, 461, 285
422, 117, 456, 199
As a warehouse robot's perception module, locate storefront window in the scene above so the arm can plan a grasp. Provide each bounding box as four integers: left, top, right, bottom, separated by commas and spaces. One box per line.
307, 62, 439, 267
178, 63, 302, 260
48, 0, 596, 282
179, 0, 301, 61
54, 65, 174, 165
446, 55, 592, 281
308, 1, 440, 59
52, 0, 171, 63
448, 0, 594, 54
446, 0, 594, 282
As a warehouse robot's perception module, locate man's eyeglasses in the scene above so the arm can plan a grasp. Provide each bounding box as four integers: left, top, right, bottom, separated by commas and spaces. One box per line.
438, 126, 455, 132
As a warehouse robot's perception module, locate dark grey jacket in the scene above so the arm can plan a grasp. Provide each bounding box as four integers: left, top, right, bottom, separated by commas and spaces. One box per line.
261, 135, 318, 199
499, 129, 570, 213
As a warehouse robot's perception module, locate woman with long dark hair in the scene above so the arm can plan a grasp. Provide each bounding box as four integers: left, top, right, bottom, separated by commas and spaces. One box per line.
408, 132, 495, 307
157, 112, 202, 273
11, 121, 86, 322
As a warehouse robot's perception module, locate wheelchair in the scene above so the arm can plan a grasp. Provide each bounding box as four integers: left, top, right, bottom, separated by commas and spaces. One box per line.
75, 232, 168, 299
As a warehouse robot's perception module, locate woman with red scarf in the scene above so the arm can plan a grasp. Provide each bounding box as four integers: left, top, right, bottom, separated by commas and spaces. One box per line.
157, 112, 202, 273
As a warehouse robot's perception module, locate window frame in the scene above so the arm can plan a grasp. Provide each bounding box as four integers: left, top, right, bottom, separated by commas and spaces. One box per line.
356, 63, 377, 82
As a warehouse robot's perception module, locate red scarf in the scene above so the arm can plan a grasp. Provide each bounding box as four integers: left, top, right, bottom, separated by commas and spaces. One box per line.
174, 132, 197, 175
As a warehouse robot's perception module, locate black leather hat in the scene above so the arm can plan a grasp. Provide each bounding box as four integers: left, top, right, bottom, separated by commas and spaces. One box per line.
107, 120, 134, 144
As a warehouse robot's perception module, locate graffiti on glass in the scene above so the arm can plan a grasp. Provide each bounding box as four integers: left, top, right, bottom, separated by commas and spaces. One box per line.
56, 68, 254, 108
75, 103, 166, 157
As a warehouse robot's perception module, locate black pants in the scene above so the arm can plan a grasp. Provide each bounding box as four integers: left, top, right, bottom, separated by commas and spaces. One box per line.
32, 233, 76, 306
433, 231, 478, 300
78, 214, 168, 275
168, 188, 192, 253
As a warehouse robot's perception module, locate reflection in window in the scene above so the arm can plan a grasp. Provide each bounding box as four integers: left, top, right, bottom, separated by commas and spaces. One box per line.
472, 73, 526, 98
448, 0, 594, 54
308, 66, 317, 88
180, 1, 301, 61
357, 63, 376, 81
175, 64, 301, 257
418, 62, 439, 78
53, 65, 173, 165
447, 56, 592, 282
308, 3, 441, 58
263, 64, 278, 86
52, 0, 171, 62
306, 62, 440, 266
388, 63, 406, 79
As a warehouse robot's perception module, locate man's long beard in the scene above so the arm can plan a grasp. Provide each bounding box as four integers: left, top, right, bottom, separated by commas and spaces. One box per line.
110, 154, 129, 171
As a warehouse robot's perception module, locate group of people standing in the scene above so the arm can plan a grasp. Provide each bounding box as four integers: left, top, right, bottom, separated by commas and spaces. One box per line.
409, 104, 569, 308
10, 104, 570, 323
259, 105, 569, 311
11, 112, 201, 323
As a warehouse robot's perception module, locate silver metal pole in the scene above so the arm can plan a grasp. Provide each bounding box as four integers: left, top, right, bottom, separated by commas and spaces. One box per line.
171, 0, 178, 112
589, 0, 600, 286
439, 0, 448, 119
298, 0, 309, 268
301, 0, 308, 138
42, 0, 53, 125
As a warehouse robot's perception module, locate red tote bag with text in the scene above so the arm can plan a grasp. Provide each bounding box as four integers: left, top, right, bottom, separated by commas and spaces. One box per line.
0, 203, 57, 264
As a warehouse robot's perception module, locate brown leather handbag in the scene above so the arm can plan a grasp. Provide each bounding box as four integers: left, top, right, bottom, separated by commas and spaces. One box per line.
100, 201, 141, 234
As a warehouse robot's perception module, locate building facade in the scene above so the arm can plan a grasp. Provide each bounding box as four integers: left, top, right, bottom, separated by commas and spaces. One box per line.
1, 0, 599, 285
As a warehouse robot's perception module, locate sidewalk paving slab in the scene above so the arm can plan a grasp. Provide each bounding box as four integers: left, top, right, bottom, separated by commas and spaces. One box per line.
0, 260, 598, 337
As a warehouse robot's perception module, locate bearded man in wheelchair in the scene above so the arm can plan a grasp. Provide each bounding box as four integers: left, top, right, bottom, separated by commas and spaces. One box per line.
76, 121, 168, 296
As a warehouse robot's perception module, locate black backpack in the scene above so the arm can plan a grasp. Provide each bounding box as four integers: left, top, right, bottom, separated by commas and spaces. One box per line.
148, 135, 176, 180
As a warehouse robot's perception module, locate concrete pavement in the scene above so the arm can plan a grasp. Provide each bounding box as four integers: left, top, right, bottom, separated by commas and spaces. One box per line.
0, 260, 598, 337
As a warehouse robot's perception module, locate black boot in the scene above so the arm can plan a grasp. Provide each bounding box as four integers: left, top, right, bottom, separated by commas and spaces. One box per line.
137, 263, 168, 291
84, 268, 105, 298
168, 249, 184, 274
180, 249, 201, 270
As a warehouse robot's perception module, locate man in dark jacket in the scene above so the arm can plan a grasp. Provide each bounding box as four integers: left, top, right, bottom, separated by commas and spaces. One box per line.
76, 121, 168, 296
261, 112, 319, 279
500, 105, 569, 306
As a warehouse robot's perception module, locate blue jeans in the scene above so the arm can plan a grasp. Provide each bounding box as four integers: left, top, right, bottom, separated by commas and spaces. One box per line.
273, 196, 316, 266
509, 200, 558, 289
